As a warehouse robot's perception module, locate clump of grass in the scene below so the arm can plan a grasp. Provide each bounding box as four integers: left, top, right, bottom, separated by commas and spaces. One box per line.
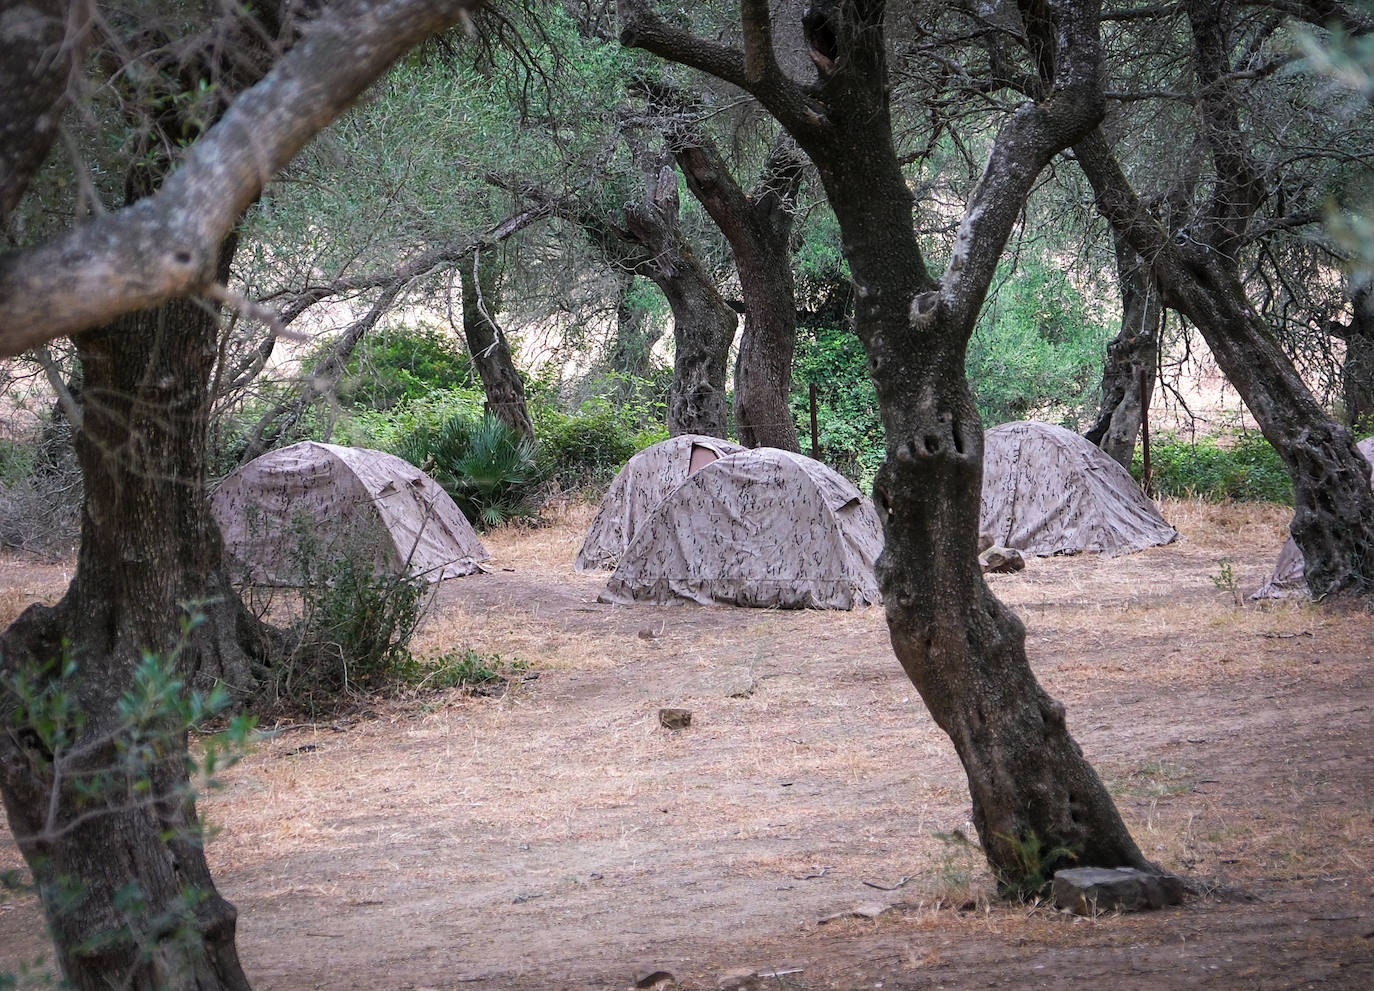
397, 648, 528, 693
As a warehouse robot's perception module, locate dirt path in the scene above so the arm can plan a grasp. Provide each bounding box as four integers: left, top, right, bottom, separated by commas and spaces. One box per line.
2, 499, 1371, 989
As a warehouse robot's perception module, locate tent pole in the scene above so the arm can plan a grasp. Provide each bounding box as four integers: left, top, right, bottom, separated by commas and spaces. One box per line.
1139, 365, 1152, 497
810, 383, 820, 461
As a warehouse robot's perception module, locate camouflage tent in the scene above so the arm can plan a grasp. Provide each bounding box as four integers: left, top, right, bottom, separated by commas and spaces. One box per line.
575, 434, 745, 571
1252, 435, 1374, 598
600, 448, 884, 609
212, 441, 488, 585
980, 421, 1176, 556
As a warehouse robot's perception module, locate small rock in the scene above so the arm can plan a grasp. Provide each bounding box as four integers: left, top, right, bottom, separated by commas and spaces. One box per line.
638, 628, 659, 640
717, 968, 757, 990
658, 708, 692, 730
979, 545, 1026, 574
1052, 867, 1186, 916
633, 967, 675, 989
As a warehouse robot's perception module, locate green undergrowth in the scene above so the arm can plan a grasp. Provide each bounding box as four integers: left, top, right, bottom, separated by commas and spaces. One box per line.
1136, 432, 1293, 503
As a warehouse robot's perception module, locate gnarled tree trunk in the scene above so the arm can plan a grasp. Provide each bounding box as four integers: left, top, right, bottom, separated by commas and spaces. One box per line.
673, 129, 805, 450
459, 249, 534, 440
625, 163, 738, 438
0, 0, 90, 224
621, 0, 1153, 888
1335, 283, 1374, 433
565, 158, 738, 438
1, 288, 270, 990
1084, 234, 1160, 468
1074, 0, 1374, 597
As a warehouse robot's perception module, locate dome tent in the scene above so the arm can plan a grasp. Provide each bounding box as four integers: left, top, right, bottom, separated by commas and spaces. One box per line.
1252, 435, 1374, 598
212, 441, 488, 585
575, 434, 745, 572
600, 448, 884, 610
980, 421, 1177, 556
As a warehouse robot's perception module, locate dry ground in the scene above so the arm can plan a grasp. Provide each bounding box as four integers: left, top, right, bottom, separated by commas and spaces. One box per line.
1, 498, 1371, 990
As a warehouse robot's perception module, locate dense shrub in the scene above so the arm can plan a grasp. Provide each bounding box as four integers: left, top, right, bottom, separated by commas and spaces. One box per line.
535, 398, 665, 491
0, 418, 82, 555
967, 257, 1112, 428
1137, 432, 1293, 503
790, 323, 885, 487
788, 255, 1111, 488
279, 557, 431, 711
258, 518, 432, 713
242, 517, 527, 713
326, 324, 474, 410
396, 412, 538, 527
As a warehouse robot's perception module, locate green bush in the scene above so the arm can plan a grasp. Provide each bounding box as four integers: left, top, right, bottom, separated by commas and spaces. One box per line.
398, 412, 538, 527
1138, 433, 1293, 503
394, 648, 529, 692
324, 323, 474, 410
790, 323, 885, 487
270, 525, 432, 713
788, 254, 1110, 488
967, 257, 1112, 427
323, 387, 487, 452
534, 398, 662, 491
0, 437, 35, 484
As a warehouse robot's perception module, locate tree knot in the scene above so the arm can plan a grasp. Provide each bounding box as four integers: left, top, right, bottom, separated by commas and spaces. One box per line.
909, 291, 940, 328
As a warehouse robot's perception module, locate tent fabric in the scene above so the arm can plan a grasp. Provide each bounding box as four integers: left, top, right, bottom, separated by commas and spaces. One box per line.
1252, 435, 1374, 599
212, 441, 488, 585
980, 421, 1177, 556
574, 434, 745, 572
599, 447, 884, 610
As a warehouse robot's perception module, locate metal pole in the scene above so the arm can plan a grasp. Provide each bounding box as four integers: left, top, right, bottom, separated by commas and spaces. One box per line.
809, 383, 820, 460
1139, 365, 1152, 497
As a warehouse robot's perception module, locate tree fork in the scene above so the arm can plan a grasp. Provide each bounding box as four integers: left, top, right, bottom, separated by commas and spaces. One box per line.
620, 0, 1157, 890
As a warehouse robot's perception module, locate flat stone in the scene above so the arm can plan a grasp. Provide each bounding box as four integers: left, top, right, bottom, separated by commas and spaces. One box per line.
658, 708, 692, 730
633, 966, 675, 989
979, 545, 1026, 574
1052, 867, 1186, 916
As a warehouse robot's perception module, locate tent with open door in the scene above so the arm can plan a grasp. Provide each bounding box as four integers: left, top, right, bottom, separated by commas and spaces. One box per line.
599, 447, 883, 609
1252, 435, 1374, 598
574, 434, 745, 571
980, 421, 1177, 556
212, 441, 489, 585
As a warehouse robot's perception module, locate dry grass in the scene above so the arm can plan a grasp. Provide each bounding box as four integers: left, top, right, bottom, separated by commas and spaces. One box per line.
2, 497, 1371, 991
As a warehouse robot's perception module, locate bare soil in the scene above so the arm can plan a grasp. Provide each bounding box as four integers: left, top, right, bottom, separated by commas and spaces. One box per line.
2, 498, 1372, 990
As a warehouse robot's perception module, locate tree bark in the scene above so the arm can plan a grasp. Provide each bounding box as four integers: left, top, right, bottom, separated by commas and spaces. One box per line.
624, 163, 738, 438
560, 159, 738, 438
459, 249, 534, 439
511, 158, 737, 439
1084, 234, 1160, 468
1335, 283, 1374, 433
0, 0, 90, 226
621, 0, 1153, 888
0, 285, 271, 989
672, 129, 805, 450
1073, 0, 1374, 597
